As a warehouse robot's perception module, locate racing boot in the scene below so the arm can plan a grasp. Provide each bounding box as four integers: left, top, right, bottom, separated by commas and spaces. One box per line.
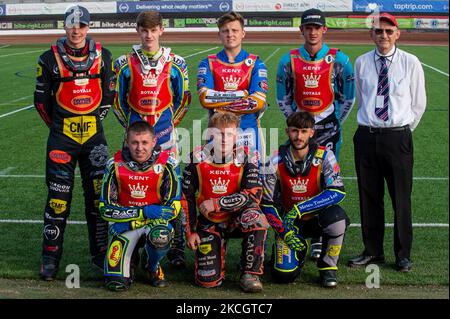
319, 270, 338, 288
167, 210, 186, 268
239, 273, 263, 293
105, 276, 130, 292
146, 265, 169, 288
310, 237, 322, 260
91, 252, 106, 273
40, 256, 60, 281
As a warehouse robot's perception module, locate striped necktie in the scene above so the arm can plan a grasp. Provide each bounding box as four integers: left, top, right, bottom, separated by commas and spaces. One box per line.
375, 56, 389, 121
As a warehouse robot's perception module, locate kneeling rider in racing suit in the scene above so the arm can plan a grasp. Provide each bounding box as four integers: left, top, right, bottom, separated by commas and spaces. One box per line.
99, 121, 181, 291
262, 111, 349, 288
182, 112, 269, 293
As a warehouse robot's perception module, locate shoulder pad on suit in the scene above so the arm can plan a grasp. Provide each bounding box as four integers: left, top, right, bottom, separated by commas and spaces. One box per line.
114, 55, 127, 71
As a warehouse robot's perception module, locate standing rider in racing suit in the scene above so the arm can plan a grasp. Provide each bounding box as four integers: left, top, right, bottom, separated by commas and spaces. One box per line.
100, 121, 180, 291
276, 9, 355, 259
197, 11, 268, 166
262, 111, 349, 288
34, 5, 115, 280
182, 112, 269, 293
113, 11, 191, 268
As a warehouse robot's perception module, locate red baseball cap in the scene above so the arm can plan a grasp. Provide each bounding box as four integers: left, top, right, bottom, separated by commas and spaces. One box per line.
372, 12, 399, 28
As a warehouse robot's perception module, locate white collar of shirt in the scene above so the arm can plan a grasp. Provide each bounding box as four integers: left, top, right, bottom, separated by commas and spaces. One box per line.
375, 46, 397, 64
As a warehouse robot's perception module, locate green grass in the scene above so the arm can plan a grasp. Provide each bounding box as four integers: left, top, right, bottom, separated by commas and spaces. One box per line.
0, 42, 448, 299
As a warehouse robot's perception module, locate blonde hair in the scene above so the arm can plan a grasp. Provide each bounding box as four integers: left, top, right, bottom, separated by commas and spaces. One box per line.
208, 112, 240, 128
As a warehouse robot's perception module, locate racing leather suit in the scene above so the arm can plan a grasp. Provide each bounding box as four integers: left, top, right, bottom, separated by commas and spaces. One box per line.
276, 44, 355, 159
182, 144, 269, 287
262, 141, 349, 283
197, 49, 268, 165
113, 45, 191, 262
34, 37, 115, 265
100, 146, 180, 286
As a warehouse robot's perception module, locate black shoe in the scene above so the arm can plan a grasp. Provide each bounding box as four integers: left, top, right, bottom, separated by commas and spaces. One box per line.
319, 270, 338, 288
167, 249, 186, 269
105, 277, 130, 292
396, 258, 412, 272
347, 253, 385, 268
40, 256, 59, 281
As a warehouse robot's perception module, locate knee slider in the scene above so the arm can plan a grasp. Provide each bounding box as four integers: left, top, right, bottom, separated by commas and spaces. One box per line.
146, 224, 173, 249
318, 205, 348, 228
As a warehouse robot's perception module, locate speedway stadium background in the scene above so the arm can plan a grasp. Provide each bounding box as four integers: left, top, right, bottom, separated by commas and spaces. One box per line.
0, 0, 448, 299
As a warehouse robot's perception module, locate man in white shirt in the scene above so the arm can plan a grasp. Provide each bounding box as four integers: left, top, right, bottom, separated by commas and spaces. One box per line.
348, 13, 426, 272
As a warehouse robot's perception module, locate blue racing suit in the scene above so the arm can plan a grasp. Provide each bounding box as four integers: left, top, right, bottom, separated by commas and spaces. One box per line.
276, 44, 355, 159
197, 49, 268, 164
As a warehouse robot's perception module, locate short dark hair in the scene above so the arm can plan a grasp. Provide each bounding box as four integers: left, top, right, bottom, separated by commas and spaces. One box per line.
136, 11, 163, 29
127, 121, 155, 137
218, 11, 244, 29
286, 111, 315, 129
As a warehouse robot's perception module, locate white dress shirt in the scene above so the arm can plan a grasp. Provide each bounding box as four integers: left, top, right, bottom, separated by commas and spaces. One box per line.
355, 46, 427, 130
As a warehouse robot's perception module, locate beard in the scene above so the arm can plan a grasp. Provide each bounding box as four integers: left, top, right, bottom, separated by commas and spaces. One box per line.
290, 138, 309, 151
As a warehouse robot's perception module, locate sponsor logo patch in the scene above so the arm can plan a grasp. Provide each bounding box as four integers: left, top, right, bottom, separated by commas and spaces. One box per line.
258, 69, 267, 78
89, 144, 108, 167
108, 240, 123, 268
198, 244, 212, 255
240, 210, 260, 227
49, 150, 71, 164
43, 224, 60, 241
327, 244, 342, 257
325, 54, 335, 64
36, 64, 42, 77
49, 182, 70, 193
63, 116, 97, 144
71, 95, 93, 107
49, 198, 67, 214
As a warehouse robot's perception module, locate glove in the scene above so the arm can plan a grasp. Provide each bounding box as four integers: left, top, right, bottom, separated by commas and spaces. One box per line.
109, 222, 131, 237
223, 97, 256, 112
143, 205, 175, 220
283, 230, 307, 252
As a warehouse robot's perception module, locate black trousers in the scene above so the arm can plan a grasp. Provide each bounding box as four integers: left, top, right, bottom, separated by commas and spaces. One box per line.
43, 131, 109, 262
353, 126, 413, 260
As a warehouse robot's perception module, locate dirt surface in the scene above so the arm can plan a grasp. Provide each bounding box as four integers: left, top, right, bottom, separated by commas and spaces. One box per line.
0, 30, 448, 45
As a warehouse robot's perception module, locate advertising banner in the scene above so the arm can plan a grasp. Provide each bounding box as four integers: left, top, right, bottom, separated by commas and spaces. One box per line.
0, 4, 5, 16
0, 22, 13, 30
233, 0, 352, 12
173, 17, 294, 28
353, 0, 449, 13
5, 2, 116, 16
414, 18, 449, 29
117, 1, 232, 14
247, 17, 294, 27
174, 18, 218, 28
13, 21, 56, 30
325, 17, 415, 29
